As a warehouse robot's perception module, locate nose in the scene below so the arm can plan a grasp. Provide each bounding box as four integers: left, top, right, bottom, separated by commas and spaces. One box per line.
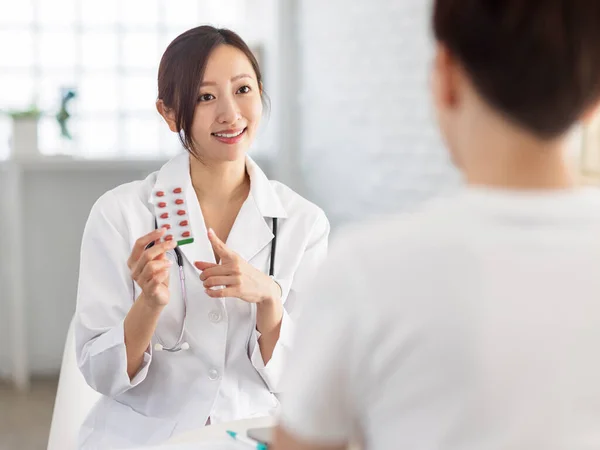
216, 93, 241, 125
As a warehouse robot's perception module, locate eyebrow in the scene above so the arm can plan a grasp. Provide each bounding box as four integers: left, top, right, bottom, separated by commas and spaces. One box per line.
200, 73, 254, 87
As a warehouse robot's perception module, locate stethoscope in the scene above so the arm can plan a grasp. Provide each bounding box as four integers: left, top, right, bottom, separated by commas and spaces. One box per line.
142, 217, 278, 353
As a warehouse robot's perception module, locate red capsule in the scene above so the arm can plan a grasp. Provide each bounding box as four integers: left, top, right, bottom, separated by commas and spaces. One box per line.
177, 209, 186, 216
173, 187, 182, 194
160, 213, 169, 219
179, 220, 188, 226
157, 202, 167, 208
182, 231, 191, 238
161, 224, 171, 230
156, 191, 165, 197
164, 235, 174, 241
175, 199, 184, 205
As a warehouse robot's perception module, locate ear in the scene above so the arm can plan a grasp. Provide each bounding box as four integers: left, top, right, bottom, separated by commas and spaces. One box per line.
156, 99, 178, 133
432, 43, 460, 111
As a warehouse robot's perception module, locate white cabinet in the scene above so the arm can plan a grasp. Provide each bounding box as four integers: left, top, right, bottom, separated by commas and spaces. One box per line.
0, 158, 165, 390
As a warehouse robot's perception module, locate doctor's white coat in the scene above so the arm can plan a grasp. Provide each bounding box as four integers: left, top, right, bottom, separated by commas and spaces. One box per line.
74, 153, 329, 449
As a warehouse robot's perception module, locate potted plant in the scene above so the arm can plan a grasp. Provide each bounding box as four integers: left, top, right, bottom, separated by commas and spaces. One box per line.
4, 105, 42, 159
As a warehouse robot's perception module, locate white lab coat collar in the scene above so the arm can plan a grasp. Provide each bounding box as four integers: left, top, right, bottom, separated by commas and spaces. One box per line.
150, 152, 286, 272
245, 156, 288, 220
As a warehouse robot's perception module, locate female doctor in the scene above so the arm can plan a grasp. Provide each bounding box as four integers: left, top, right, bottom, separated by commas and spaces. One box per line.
74, 25, 329, 449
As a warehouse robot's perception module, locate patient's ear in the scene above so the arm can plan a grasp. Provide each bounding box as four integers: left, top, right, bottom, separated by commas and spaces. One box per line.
432, 44, 462, 111
156, 100, 178, 132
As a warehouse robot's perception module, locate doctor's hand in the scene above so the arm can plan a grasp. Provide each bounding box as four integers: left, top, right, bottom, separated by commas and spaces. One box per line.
127, 228, 177, 309
194, 228, 282, 305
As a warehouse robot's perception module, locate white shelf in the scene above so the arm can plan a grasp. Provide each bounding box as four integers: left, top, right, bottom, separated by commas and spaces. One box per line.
0, 157, 168, 172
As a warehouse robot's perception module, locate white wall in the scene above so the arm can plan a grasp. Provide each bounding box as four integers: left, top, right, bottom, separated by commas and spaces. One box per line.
297, 0, 459, 228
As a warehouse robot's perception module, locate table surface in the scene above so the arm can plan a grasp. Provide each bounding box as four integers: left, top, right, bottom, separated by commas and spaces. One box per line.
126, 415, 362, 449
168, 415, 276, 445
125, 416, 276, 449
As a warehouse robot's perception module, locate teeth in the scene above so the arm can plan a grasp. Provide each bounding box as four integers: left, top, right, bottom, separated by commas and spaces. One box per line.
214, 129, 244, 138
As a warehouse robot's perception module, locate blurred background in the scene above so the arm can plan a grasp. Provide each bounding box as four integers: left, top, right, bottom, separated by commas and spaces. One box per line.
0, 0, 598, 448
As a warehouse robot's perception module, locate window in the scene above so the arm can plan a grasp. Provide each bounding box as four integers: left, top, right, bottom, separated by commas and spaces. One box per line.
0, 0, 273, 160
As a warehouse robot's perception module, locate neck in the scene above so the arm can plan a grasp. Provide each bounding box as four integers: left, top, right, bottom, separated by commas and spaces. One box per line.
459, 112, 577, 190
189, 156, 249, 205
464, 145, 576, 190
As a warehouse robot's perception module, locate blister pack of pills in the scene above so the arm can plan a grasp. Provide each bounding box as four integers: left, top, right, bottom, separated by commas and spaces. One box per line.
151, 186, 194, 246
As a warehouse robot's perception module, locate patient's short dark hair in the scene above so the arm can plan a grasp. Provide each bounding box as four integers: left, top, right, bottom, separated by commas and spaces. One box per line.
433, 0, 600, 138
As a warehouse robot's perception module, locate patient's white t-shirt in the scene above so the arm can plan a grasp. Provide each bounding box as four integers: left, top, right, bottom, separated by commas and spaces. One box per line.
280, 187, 600, 450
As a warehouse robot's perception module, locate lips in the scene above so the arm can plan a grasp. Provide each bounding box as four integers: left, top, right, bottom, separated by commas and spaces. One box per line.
211, 127, 247, 144
211, 128, 245, 138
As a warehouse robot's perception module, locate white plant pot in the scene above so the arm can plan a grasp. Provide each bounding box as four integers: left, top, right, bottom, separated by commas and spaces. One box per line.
11, 117, 40, 160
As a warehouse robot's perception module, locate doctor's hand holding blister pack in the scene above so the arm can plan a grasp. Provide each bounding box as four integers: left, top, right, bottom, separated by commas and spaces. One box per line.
74, 25, 329, 450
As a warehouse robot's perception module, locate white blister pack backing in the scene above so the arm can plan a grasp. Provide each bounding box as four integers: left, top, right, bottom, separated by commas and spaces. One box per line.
151, 186, 194, 246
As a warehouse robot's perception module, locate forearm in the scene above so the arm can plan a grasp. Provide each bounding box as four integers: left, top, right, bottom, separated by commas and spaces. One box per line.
256, 292, 283, 364
124, 294, 163, 379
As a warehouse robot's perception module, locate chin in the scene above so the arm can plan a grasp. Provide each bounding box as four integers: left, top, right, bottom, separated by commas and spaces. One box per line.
226, 145, 250, 160
196, 141, 249, 163
212, 146, 249, 163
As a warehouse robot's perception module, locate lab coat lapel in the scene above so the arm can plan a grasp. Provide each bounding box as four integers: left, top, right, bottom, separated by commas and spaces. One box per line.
225, 194, 274, 264
225, 156, 288, 264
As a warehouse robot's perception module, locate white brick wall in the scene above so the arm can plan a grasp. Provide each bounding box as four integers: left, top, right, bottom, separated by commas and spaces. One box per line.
297, 0, 459, 228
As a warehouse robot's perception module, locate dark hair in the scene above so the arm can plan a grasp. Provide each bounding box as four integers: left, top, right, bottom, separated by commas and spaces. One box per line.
433, 0, 600, 138
157, 26, 266, 155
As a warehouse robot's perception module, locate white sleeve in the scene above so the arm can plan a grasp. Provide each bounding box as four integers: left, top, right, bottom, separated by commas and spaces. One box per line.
75, 191, 152, 398
250, 211, 330, 393
277, 239, 360, 444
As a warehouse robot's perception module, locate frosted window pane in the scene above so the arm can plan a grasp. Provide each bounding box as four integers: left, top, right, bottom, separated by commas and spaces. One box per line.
38, 116, 65, 155
0, 74, 36, 110
123, 32, 160, 70
38, 72, 77, 112
81, 0, 118, 26
121, 0, 159, 26
200, 0, 245, 29
79, 74, 118, 114
159, 122, 184, 156
123, 117, 161, 155
39, 31, 77, 70
123, 75, 157, 113
75, 118, 119, 157
0, 32, 35, 68
38, 0, 77, 26
164, 0, 199, 28
82, 32, 118, 70
0, 0, 34, 25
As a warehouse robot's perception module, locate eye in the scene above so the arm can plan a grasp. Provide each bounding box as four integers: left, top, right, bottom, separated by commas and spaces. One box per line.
197, 93, 215, 102
237, 85, 251, 94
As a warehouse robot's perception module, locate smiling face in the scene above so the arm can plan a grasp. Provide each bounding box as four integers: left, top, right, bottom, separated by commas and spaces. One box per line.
156, 27, 267, 164
187, 44, 263, 163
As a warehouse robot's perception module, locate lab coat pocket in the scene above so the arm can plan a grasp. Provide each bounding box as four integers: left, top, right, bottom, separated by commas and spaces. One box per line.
245, 390, 280, 418
101, 400, 178, 447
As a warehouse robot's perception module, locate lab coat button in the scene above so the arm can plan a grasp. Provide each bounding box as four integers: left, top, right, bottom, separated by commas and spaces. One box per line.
208, 369, 220, 380
209, 311, 222, 323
